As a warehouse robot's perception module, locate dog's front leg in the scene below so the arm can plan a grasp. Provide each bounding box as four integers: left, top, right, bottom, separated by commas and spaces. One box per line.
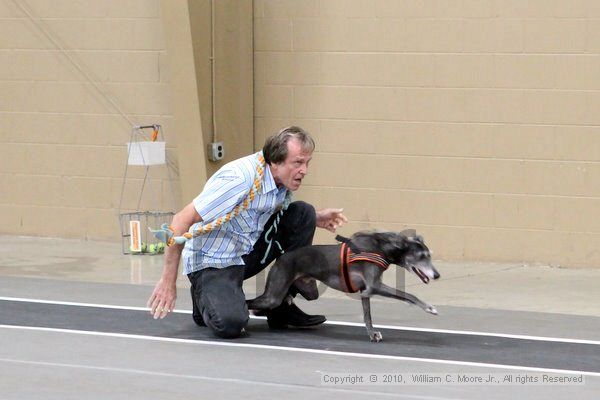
370, 283, 438, 315
361, 295, 382, 342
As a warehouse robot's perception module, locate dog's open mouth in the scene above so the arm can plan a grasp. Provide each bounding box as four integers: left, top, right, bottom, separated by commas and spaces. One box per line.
412, 267, 430, 284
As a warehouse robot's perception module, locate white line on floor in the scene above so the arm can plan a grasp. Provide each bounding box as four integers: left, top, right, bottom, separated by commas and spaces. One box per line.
1, 324, 599, 378
1, 296, 598, 346
0, 357, 454, 400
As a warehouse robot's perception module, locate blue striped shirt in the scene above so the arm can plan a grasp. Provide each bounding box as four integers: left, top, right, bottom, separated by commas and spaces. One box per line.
182, 152, 287, 274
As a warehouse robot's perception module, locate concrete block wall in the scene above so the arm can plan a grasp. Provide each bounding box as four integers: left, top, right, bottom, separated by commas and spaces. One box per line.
0, 0, 178, 240
254, 0, 600, 267
1, 0, 599, 268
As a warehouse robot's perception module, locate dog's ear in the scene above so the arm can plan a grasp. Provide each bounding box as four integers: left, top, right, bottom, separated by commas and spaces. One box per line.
392, 234, 409, 251
361, 232, 400, 255
375, 232, 409, 253
406, 235, 431, 254
374, 232, 399, 244
407, 235, 424, 243
400, 229, 416, 237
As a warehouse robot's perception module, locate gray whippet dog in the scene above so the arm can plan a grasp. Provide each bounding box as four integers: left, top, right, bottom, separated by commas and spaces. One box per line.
247, 230, 440, 342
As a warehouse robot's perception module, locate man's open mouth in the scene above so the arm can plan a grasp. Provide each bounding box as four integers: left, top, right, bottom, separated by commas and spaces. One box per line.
412, 267, 430, 284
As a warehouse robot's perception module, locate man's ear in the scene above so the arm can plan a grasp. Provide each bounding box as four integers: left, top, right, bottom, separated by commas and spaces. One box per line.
269, 162, 281, 181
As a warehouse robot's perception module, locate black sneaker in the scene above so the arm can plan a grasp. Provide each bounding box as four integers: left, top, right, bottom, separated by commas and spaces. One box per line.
190, 285, 206, 327
266, 301, 326, 329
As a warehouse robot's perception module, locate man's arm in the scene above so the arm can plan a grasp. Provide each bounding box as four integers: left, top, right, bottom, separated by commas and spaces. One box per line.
147, 202, 202, 319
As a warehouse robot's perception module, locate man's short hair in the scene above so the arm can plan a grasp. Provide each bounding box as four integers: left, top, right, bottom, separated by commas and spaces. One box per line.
262, 126, 315, 165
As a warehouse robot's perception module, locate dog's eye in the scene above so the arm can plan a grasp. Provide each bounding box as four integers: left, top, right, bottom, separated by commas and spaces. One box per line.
417, 250, 430, 259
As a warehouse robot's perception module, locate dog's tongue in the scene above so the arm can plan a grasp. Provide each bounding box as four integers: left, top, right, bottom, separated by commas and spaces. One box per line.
413, 267, 430, 284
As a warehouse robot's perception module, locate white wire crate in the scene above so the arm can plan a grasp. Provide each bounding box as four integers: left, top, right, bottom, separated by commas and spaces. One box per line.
119, 211, 174, 255
118, 124, 176, 255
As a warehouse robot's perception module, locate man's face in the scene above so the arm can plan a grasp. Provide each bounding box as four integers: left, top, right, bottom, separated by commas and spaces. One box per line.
270, 138, 312, 191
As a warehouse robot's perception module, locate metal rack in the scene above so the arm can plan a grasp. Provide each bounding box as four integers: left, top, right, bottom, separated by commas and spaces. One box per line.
118, 124, 175, 255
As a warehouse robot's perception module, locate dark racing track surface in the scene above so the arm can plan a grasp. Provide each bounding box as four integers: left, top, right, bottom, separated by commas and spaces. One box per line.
1, 299, 599, 375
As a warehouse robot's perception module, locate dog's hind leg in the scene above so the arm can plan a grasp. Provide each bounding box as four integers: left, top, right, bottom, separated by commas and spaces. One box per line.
361, 296, 382, 342
247, 280, 291, 310
370, 283, 438, 315
247, 260, 298, 311
292, 277, 319, 301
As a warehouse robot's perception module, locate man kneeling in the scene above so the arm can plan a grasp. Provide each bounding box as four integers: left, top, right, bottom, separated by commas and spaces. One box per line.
147, 126, 347, 338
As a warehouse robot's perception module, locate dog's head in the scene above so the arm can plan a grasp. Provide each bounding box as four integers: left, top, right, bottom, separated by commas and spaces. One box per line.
399, 234, 440, 284
351, 230, 440, 284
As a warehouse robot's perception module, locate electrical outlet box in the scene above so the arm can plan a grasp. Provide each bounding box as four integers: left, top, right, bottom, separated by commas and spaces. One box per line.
208, 141, 224, 161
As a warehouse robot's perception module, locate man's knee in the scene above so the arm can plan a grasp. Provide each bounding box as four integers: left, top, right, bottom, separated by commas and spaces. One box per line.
203, 307, 248, 339
213, 316, 248, 339
287, 201, 316, 230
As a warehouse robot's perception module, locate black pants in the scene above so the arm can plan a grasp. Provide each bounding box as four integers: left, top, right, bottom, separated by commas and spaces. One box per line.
188, 201, 317, 338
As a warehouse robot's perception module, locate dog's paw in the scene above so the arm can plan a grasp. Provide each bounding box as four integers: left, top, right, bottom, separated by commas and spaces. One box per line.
370, 331, 383, 342
425, 305, 438, 315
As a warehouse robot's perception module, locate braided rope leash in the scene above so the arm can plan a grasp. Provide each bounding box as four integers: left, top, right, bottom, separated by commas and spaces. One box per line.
149, 153, 292, 265
189, 154, 267, 238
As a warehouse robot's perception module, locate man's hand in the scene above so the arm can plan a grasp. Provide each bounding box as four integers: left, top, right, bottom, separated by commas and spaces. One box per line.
147, 202, 201, 320
316, 208, 348, 232
147, 278, 177, 319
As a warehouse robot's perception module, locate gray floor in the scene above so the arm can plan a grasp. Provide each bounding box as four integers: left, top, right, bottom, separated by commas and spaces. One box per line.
1, 236, 599, 399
